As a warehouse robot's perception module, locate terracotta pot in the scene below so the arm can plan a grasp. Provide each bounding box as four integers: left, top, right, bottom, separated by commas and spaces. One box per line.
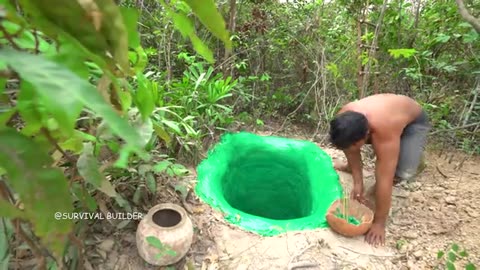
136, 203, 193, 266
325, 198, 374, 237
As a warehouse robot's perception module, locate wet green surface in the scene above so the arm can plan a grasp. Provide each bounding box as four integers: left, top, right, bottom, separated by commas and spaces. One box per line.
195, 132, 343, 236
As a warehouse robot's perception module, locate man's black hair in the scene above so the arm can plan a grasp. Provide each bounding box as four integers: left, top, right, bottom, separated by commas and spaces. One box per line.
329, 111, 368, 149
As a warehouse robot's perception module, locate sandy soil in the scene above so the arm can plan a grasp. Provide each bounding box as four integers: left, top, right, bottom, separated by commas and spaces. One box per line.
79, 126, 480, 270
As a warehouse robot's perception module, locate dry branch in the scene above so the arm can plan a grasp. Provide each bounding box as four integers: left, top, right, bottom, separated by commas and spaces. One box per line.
429, 121, 480, 135
455, 0, 480, 33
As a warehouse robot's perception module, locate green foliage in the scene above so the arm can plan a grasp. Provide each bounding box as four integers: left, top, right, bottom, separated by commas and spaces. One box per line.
388, 48, 417, 59
146, 236, 177, 259
0, 128, 74, 257
436, 243, 477, 270
0, 0, 231, 267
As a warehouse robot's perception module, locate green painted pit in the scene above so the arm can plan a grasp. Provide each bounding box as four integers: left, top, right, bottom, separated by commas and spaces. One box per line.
195, 132, 343, 236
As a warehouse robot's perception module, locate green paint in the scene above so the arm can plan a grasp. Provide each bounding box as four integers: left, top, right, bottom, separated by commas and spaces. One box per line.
334, 212, 361, 226
195, 132, 343, 236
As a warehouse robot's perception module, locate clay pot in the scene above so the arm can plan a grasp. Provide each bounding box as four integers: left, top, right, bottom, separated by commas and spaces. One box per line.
136, 203, 193, 266
325, 198, 374, 237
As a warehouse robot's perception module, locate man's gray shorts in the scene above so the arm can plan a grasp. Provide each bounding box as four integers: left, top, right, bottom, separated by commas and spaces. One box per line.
395, 110, 431, 181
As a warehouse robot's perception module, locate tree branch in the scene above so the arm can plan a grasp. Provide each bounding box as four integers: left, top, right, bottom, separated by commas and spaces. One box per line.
455, 0, 480, 33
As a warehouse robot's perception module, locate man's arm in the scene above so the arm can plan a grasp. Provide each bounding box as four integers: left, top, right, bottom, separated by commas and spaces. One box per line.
372, 137, 400, 225
345, 149, 364, 192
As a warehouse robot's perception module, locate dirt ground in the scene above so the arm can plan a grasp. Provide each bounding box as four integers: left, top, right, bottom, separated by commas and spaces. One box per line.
74, 124, 480, 270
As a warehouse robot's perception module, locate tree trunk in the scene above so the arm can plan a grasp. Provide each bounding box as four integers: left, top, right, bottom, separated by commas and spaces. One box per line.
222, 0, 237, 77
455, 0, 480, 34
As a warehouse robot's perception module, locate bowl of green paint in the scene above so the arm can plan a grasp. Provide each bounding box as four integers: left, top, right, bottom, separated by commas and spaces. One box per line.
326, 198, 373, 237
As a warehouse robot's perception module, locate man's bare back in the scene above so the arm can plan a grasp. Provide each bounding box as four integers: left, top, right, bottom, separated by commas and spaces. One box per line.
328, 94, 430, 246
339, 94, 422, 141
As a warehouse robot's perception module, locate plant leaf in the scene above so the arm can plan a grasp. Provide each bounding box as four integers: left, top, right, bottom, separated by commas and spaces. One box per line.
77, 142, 117, 197
437, 250, 445, 259
146, 236, 164, 250
183, 0, 231, 49
119, 7, 140, 48
153, 160, 171, 174
145, 172, 157, 193
465, 263, 476, 270
189, 33, 214, 63
0, 128, 74, 257
451, 243, 459, 252
93, 0, 130, 71
0, 48, 148, 159
19, 0, 109, 59
448, 251, 456, 262
446, 261, 455, 270
0, 201, 25, 218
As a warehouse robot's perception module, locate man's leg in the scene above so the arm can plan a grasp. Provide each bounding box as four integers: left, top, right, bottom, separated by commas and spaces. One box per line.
395, 111, 431, 183
366, 111, 430, 198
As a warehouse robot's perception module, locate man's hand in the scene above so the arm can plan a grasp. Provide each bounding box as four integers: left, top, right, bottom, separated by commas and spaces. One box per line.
350, 183, 364, 200
365, 221, 386, 246
333, 160, 350, 172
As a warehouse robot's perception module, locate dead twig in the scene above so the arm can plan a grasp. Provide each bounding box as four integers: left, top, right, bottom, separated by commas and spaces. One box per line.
14, 219, 47, 270
288, 261, 318, 270
436, 166, 448, 178
0, 25, 21, 50
288, 243, 317, 270
338, 245, 401, 258
429, 121, 480, 135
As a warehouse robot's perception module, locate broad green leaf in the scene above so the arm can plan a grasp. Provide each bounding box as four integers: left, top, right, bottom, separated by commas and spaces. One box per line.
446, 261, 455, 270
0, 201, 25, 218
94, 0, 130, 71
0, 21, 51, 52
45, 42, 90, 79
77, 142, 117, 197
437, 250, 445, 259
388, 48, 417, 59
71, 183, 97, 212
459, 250, 468, 257
183, 0, 231, 49
153, 122, 172, 145
15, 58, 83, 135
434, 34, 450, 43
0, 49, 147, 159
463, 30, 479, 43
134, 73, 156, 120
162, 119, 182, 134
170, 163, 189, 176
0, 109, 15, 127
19, 0, 109, 58
451, 243, 459, 252
153, 160, 172, 173
146, 236, 164, 250
189, 33, 214, 63
58, 136, 84, 154
448, 251, 456, 262
114, 194, 132, 212
145, 172, 156, 193
465, 263, 476, 270
120, 7, 140, 48
0, 128, 74, 256
171, 12, 195, 38
131, 46, 148, 73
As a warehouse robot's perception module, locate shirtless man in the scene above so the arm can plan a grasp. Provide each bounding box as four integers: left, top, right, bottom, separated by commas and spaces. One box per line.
328, 94, 431, 246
